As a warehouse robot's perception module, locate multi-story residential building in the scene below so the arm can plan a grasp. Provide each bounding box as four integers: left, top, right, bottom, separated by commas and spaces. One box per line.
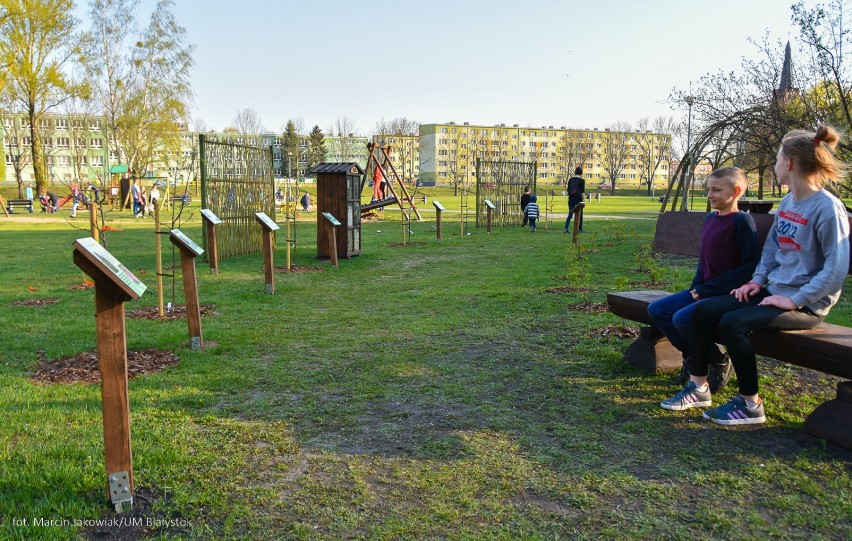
419, 122, 671, 188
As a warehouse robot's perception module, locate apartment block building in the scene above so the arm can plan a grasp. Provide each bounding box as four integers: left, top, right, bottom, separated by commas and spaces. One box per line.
419, 122, 671, 188
368, 134, 421, 184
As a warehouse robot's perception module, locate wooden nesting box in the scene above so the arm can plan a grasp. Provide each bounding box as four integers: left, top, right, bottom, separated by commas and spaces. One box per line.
311, 163, 363, 259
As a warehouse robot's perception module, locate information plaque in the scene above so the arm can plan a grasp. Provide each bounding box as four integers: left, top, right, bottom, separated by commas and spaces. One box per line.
200, 209, 222, 225
255, 212, 280, 231
484, 199, 496, 209
170, 229, 204, 257
74, 237, 147, 299
322, 212, 341, 227
432, 200, 445, 212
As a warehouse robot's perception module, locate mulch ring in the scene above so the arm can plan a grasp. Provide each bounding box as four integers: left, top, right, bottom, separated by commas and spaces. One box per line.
68, 281, 94, 290
590, 325, 640, 339
81, 485, 194, 541
31, 348, 179, 385
632, 281, 669, 288
10, 298, 60, 306
565, 301, 610, 313
274, 265, 326, 273
127, 305, 218, 321
546, 286, 593, 294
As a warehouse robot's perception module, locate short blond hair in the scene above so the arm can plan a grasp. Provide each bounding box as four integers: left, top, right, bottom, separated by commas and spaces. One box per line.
709, 166, 747, 196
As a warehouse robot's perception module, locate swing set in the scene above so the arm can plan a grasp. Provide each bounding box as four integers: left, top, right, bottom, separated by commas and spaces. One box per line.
360, 142, 423, 221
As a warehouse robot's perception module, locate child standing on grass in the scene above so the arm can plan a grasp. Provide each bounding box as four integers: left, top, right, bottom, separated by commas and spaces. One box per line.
525, 193, 540, 231
661, 125, 850, 425
649, 166, 760, 393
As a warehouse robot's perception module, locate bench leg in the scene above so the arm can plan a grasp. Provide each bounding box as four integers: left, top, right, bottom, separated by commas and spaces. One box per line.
803, 381, 852, 450
624, 327, 683, 375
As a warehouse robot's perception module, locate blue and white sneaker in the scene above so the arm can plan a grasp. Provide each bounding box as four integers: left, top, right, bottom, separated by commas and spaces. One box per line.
703, 395, 766, 425
661, 381, 712, 411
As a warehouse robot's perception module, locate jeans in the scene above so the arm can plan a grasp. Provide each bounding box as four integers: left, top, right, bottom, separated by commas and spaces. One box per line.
647, 289, 697, 354
529, 218, 537, 231
689, 291, 824, 395
564, 196, 584, 231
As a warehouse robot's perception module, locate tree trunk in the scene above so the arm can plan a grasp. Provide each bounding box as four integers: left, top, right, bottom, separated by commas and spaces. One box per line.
28, 107, 46, 194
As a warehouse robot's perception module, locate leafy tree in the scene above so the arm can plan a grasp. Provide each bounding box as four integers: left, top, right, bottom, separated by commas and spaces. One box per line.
281, 119, 299, 178
84, 0, 194, 180
306, 125, 326, 172
0, 0, 88, 193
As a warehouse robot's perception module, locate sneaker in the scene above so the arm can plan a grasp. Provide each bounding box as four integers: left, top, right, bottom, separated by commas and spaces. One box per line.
707, 354, 734, 394
661, 381, 712, 411
703, 395, 765, 425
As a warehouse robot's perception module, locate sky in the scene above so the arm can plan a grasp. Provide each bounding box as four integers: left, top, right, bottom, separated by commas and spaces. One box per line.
86, 0, 812, 135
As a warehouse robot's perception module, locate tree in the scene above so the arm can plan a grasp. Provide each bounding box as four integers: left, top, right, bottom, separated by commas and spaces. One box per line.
84, 0, 194, 181
374, 116, 419, 182
599, 122, 633, 195
0, 0, 88, 193
327, 116, 362, 164
281, 119, 299, 178
1, 105, 32, 197
557, 131, 593, 187
306, 125, 326, 172
232, 107, 265, 134
635, 116, 674, 196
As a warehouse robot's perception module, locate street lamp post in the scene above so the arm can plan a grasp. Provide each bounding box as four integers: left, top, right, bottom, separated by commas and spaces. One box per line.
681, 95, 695, 211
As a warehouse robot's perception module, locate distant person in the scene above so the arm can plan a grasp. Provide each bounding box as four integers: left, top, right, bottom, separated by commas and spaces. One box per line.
70, 183, 82, 218
149, 184, 161, 215
649, 166, 758, 394
662, 125, 849, 425
520, 186, 531, 227
564, 167, 585, 233
300, 192, 313, 212
25, 184, 34, 213
131, 179, 142, 217
524, 194, 540, 232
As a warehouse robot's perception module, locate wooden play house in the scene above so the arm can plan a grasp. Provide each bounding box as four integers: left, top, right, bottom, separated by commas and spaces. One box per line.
311, 163, 364, 259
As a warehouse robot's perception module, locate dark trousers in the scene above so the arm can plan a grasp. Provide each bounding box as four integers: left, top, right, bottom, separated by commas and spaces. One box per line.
564, 196, 583, 231
688, 291, 823, 396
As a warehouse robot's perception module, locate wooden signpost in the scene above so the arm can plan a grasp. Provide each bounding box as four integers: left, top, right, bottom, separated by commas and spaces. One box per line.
200, 209, 222, 275
322, 212, 341, 268
255, 212, 280, 293
433, 200, 445, 241
572, 201, 586, 246
72, 237, 146, 511
169, 229, 205, 350
484, 199, 496, 234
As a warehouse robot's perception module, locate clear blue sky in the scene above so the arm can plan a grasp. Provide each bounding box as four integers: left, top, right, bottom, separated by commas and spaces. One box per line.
104, 0, 808, 135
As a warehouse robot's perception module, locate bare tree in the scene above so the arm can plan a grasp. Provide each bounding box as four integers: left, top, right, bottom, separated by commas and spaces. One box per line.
635, 116, 674, 196
1, 103, 32, 197
599, 122, 633, 195
232, 108, 265, 134
327, 116, 362, 164
558, 130, 593, 187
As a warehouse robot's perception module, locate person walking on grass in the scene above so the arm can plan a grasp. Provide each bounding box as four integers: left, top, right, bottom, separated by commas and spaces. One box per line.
661, 125, 850, 425
520, 186, 531, 227
648, 166, 759, 393
525, 194, 540, 232
564, 166, 585, 233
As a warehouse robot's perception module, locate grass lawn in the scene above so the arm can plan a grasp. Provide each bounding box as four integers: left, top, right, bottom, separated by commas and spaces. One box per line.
0, 198, 850, 540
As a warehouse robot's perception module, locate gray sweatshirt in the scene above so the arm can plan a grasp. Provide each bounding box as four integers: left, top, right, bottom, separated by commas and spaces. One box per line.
751, 189, 850, 316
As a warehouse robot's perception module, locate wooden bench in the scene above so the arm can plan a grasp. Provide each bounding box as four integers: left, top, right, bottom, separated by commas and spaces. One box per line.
607, 210, 852, 449
6, 199, 33, 213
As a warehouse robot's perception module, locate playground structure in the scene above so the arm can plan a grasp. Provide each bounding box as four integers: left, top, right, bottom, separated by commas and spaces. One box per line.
360, 142, 423, 221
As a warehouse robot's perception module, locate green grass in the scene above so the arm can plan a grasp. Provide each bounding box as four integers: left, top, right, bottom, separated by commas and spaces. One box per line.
0, 201, 850, 540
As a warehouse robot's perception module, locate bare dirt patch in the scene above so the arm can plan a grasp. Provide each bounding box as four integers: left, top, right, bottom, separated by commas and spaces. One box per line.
385, 242, 428, 248
632, 281, 669, 288
81, 486, 195, 541
590, 325, 640, 339
127, 305, 218, 320
274, 265, 326, 273
565, 301, 610, 313
32, 349, 179, 385
69, 281, 95, 290
10, 298, 60, 306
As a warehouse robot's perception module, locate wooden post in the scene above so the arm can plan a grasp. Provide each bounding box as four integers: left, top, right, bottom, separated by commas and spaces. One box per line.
72, 238, 146, 511
572, 201, 585, 246
90, 200, 99, 243
322, 212, 341, 268
255, 212, 280, 293
433, 200, 445, 241
200, 209, 222, 275
169, 230, 204, 350
484, 199, 496, 234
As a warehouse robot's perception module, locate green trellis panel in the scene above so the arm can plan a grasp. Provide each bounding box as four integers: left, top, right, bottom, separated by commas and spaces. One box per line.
199, 134, 276, 259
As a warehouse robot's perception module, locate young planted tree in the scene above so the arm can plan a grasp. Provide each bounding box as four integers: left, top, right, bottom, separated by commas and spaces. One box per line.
0, 0, 88, 194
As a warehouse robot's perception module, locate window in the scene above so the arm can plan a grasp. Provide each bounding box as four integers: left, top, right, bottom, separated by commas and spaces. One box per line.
2, 118, 12, 129
91, 156, 104, 167
438, 150, 448, 155
440, 128, 448, 133
439, 171, 448, 178
22, 137, 31, 146
43, 138, 53, 148
39, 119, 51, 130
439, 160, 448, 166
56, 137, 70, 148
21, 118, 31, 129
90, 138, 103, 149
55, 119, 68, 130
439, 138, 447, 145
78, 156, 87, 165
57, 155, 71, 166
492, 130, 498, 136
4, 154, 11, 165
89, 120, 101, 130
75, 138, 85, 148
71, 119, 85, 129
